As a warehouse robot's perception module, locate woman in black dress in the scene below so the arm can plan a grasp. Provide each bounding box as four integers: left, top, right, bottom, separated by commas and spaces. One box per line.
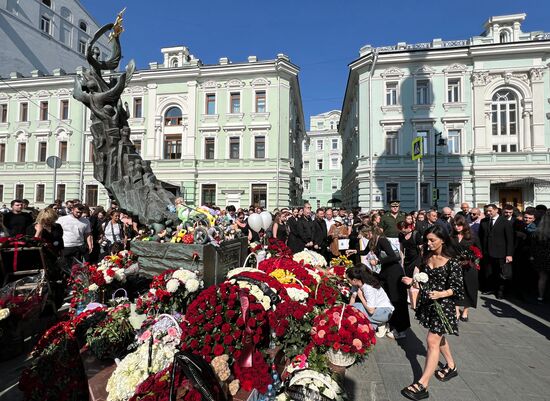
452, 215, 480, 321
348, 225, 410, 339
401, 225, 464, 401
272, 211, 288, 243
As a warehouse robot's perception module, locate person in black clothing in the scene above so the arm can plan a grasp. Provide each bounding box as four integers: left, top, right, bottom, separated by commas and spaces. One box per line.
287, 204, 314, 252
4, 199, 34, 236
398, 221, 422, 310
347, 225, 410, 339
416, 209, 438, 236
451, 215, 480, 321
312, 208, 328, 257
272, 211, 289, 243
89, 206, 107, 263
28, 207, 64, 253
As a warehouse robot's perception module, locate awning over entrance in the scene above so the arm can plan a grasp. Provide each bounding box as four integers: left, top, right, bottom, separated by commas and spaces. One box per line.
491, 177, 550, 188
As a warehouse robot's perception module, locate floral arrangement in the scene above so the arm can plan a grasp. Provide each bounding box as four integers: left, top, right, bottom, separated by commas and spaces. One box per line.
311, 304, 376, 358
283, 369, 346, 401
458, 245, 483, 270
0, 273, 48, 321
268, 300, 314, 359
328, 255, 353, 277
86, 303, 135, 360
264, 238, 293, 258
106, 315, 182, 401
259, 257, 319, 293
226, 269, 289, 310
171, 231, 195, 244
293, 250, 327, 267
136, 268, 202, 315
232, 350, 272, 393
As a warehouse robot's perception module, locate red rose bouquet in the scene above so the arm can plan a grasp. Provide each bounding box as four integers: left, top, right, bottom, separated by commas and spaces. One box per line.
128, 364, 203, 401
311, 304, 376, 359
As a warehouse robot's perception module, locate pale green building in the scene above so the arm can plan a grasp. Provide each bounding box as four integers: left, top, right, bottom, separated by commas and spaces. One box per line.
302, 110, 342, 209
0, 46, 305, 210
340, 13, 550, 212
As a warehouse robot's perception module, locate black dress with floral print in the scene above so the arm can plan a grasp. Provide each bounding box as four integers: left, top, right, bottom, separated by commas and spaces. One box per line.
415, 258, 464, 335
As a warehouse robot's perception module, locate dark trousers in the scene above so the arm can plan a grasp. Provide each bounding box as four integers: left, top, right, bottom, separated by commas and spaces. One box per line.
62, 245, 88, 273
487, 257, 511, 294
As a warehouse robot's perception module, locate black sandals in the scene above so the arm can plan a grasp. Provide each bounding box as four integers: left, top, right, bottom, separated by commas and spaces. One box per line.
435, 364, 458, 382
401, 382, 429, 400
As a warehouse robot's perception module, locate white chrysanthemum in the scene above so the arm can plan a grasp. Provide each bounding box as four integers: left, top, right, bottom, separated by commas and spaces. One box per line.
226, 267, 264, 279
166, 278, 180, 293
172, 269, 192, 282
114, 269, 126, 282
293, 250, 327, 267
413, 272, 429, 283
0, 308, 10, 321
185, 278, 200, 293
88, 283, 99, 292
104, 275, 114, 284
286, 287, 309, 302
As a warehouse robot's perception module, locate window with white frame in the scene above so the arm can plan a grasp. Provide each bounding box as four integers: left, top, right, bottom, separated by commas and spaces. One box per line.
420, 183, 430, 207
60, 100, 69, 120
447, 78, 461, 103
448, 183, 461, 208
316, 178, 323, 192
56, 184, 66, 201
416, 79, 430, 105
206, 94, 216, 115
303, 142, 310, 152
304, 160, 309, 171
331, 138, 338, 150
255, 91, 266, 113
78, 40, 86, 55
17, 142, 26, 162
40, 16, 51, 34
330, 157, 338, 169
229, 137, 240, 159
385, 131, 398, 155
317, 140, 323, 151
0, 143, 6, 162
204, 138, 215, 159
59, 141, 68, 162
35, 184, 45, 203
254, 136, 265, 159
447, 130, 460, 154
230, 92, 240, 114
15, 184, 24, 200
304, 179, 310, 191
491, 89, 519, 152
385, 81, 398, 105
0, 104, 7, 123
133, 98, 143, 118
86, 185, 98, 206
385, 183, 399, 203
20, 102, 28, 121
38, 142, 47, 162
39, 101, 49, 120
331, 178, 338, 191
416, 130, 429, 155
201, 184, 216, 206
317, 159, 323, 170
251, 184, 267, 208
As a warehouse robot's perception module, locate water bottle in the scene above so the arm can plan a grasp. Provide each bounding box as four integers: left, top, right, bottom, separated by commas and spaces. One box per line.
266, 384, 275, 400
271, 364, 281, 392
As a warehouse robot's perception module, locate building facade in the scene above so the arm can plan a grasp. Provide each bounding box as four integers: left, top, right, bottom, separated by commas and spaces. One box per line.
302, 110, 342, 208
0, 47, 305, 210
0, 0, 110, 78
340, 13, 550, 212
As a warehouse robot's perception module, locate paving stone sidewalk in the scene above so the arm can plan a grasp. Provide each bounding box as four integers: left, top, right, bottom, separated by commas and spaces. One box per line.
345, 294, 550, 401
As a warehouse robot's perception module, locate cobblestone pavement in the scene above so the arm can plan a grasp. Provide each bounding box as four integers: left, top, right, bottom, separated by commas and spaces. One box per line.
345, 294, 550, 401
2, 294, 549, 401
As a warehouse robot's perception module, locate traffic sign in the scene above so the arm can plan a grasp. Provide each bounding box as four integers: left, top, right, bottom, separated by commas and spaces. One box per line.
412, 137, 423, 160
46, 155, 62, 169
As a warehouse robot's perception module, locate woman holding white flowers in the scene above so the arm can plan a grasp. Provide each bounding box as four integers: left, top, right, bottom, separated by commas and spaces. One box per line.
401, 225, 464, 401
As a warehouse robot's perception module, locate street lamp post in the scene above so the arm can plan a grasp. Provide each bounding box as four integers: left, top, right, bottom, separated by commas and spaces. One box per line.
433, 131, 446, 210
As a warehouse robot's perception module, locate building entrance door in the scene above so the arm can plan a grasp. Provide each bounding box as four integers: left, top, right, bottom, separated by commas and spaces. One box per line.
499, 188, 523, 211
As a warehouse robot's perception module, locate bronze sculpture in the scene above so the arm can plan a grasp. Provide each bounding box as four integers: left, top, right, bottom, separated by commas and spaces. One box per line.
73, 11, 176, 226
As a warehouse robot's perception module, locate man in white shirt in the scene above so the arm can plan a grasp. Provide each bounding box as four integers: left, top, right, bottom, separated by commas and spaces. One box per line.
325, 207, 335, 232
57, 204, 93, 269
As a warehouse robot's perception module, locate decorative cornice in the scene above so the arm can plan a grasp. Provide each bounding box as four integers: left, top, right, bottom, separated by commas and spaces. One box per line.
413, 65, 436, 76
199, 80, 219, 90
443, 63, 467, 74
251, 77, 270, 87
380, 67, 404, 79
225, 79, 245, 88
471, 71, 495, 86
529, 67, 545, 82
123, 86, 148, 95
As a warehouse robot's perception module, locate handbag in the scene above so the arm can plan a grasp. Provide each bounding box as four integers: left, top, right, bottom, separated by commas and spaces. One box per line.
500, 263, 513, 280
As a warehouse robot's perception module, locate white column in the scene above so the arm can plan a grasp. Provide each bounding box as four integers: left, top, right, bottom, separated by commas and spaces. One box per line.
472, 72, 490, 151
145, 83, 158, 159
186, 81, 198, 158
530, 68, 546, 151
522, 110, 532, 151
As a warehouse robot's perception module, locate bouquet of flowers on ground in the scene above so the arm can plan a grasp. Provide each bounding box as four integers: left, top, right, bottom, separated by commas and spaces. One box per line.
226, 267, 289, 309
413, 271, 454, 334
268, 300, 315, 359
282, 369, 347, 401
293, 250, 327, 268
0, 272, 48, 321
136, 268, 202, 315
329, 255, 353, 277
458, 245, 482, 270
85, 303, 135, 360
311, 304, 376, 360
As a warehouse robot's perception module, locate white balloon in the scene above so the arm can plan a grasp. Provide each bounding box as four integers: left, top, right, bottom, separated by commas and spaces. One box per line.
260, 211, 273, 230
247, 213, 263, 232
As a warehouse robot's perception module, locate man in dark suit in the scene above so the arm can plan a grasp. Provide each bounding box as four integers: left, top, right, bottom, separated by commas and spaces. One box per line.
312, 208, 329, 259
287, 202, 314, 253
478, 203, 514, 298
416, 209, 438, 236
502, 204, 516, 223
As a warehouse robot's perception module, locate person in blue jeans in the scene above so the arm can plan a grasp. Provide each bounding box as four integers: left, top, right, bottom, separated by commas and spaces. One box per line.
347, 265, 395, 337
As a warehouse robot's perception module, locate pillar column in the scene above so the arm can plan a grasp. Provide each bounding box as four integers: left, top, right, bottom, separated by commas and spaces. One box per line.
522, 110, 532, 151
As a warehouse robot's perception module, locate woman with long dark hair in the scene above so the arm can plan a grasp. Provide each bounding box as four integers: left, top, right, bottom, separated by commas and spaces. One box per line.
451, 215, 481, 321
401, 225, 464, 401
531, 210, 550, 302
347, 265, 394, 336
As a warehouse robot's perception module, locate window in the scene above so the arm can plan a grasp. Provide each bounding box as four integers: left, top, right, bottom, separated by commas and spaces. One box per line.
331, 178, 338, 191
317, 159, 323, 170
316, 178, 323, 192
254, 136, 265, 159
0, 144, 5, 162
201, 184, 216, 206
330, 121, 335, 130
420, 183, 430, 207
133, 98, 142, 118
133, 139, 141, 155
0, 104, 7, 123
78, 40, 86, 55
385, 131, 398, 155
448, 184, 461, 208
251, 184, 267, 208
304, 180, 310, 191
330, 157, 338, 169
60, 100, 69, 120
255, 91, 266, 113
416, 130, 429, 155
447, 130, 460, 154
39, 101, 48, 120
386, 81, 398, 105
230, 93, 240, 113
304, 160, 309, 171
171, 58, 179, 67
331, 138, 338, 150
500, 30, 510, 43
59, 141, 68, 162
79, 21, 88, 32
20, 102, 28, 121
447, 78, 461, 103
204, 138, 215, 159
40, 16, 51, 34
15, 184, 24, 200
386, 183, 399, 204
0, 185, 3, 202
164, 107, 182, 125
317, 140, 323, 151
36, 184, 45, 203
206, 94, 216, 115
229, 137, 240, 159
491, 89, 519, 152
88, 141, 94, 162
86, 185, 98, 207
56, 184, 66, 202
38, 142, 47, 162
164, 135, 181, 159
17, 143, 26, 162
42, 0, 52, 7
304, 142, 310, 152
416, 79, 430, 105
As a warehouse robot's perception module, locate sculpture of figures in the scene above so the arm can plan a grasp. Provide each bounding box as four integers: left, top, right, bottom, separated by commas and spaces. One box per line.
73, 12, 176, 226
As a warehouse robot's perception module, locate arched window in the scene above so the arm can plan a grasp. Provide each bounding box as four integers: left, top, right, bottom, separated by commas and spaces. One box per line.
499, 30, 511, 43
491, 89, 519, 152
79, 20, 88, 32
171, 58, 179, 68
164, 106, 182, 125
42, 0, 52, 7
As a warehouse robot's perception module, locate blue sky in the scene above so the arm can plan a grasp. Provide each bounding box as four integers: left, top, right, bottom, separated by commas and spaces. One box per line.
81, 1, 550, 129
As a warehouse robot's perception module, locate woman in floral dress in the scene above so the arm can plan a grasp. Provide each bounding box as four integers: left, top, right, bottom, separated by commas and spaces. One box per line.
401, 225, 464, 400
